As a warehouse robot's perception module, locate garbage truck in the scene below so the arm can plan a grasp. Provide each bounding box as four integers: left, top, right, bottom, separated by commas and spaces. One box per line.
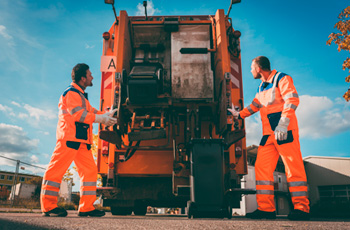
97, 0, 250, 218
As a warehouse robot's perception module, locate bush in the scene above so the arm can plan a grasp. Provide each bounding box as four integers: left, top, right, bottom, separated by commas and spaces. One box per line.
58, 201, 77, 210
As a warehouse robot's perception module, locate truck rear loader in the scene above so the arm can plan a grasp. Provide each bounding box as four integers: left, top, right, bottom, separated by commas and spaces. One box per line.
97, 0, 251, 218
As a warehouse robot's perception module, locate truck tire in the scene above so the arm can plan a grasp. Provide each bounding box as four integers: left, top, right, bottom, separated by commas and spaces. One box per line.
133, 200, 147, 216
111, 207, 133, 215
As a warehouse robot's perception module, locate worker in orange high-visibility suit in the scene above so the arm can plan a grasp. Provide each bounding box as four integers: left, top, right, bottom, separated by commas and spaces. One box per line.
41, 63, 117, 217
228, 56, 310, 221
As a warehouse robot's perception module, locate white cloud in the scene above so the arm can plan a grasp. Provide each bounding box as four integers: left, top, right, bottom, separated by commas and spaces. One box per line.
23, 104, 56, 121
43, 153, 50, 159
0, 102, 56, 123
245, 115, 263, 146
0, 123, 39, 166
11, 101, 20, 107
18, 113, 29, 119
0, 104, 13, 113
136, 0, 160, 16
30, 155, 39, 163
297, 95, 350, 138
0, 25, 15, 47
85, 44, 95, 49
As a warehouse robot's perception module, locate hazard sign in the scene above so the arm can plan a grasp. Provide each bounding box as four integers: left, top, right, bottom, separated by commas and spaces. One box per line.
101, 56, 117, 72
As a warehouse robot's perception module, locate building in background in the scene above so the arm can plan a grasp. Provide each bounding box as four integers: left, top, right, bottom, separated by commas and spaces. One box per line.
9, 183, 37, 200
0, 170, 42, 192
304, 156, 350, 216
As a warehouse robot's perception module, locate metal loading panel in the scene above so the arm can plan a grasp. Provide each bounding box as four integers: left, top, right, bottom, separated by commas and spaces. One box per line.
171, 25, 214, 100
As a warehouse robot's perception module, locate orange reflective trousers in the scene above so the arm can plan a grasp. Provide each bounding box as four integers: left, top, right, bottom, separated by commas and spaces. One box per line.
255, 130, 309, 213
40, 140, 97, 212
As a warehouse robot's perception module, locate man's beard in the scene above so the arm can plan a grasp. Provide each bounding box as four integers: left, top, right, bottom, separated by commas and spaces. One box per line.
253, 73, 262, 79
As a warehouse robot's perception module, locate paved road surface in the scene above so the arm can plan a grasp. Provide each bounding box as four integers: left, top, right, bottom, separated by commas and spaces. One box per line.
0, 211, 349, 230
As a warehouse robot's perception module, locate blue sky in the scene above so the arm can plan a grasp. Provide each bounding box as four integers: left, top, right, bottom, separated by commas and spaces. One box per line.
0, 0, 349, 190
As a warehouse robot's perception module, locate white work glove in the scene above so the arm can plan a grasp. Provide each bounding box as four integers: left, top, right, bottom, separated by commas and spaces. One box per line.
274, 122, 288, 141
94, 108, 118, 126
105, 108, 118, 117
227, 103, 240, 119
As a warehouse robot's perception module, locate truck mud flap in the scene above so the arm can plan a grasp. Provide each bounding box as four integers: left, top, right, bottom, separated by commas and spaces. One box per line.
223, 130, 245, 149
99, 130, 122, 149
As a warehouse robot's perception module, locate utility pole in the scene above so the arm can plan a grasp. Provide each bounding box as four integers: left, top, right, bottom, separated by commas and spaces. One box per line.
10, 160, 20, 208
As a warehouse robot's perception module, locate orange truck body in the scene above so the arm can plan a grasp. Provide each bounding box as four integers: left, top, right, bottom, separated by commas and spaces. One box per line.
97, 8, 247, 215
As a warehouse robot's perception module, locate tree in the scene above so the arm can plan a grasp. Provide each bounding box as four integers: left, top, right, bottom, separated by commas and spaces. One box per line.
27, 177, 43, 200
63, 168, 75, 186
327, 6, 350, 101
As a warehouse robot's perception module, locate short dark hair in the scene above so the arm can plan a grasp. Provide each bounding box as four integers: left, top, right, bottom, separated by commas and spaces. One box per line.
252, 56, 271, 71
71, 63, 89, 83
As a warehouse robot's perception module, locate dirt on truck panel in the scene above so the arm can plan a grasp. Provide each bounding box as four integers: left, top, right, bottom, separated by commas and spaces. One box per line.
97, 1, 247, 218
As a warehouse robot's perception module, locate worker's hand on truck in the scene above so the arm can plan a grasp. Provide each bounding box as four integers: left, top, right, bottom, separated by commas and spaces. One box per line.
94, 113, 117, 126
105, 108, 118, 117
227, 103, 240, 119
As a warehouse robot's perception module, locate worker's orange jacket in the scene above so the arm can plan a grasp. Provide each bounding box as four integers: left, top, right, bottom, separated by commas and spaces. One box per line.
239, 69, 299, 134
57, 82, 103, 144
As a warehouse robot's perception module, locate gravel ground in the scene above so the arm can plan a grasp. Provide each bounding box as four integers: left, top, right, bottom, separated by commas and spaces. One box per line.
1, 211, 350, 230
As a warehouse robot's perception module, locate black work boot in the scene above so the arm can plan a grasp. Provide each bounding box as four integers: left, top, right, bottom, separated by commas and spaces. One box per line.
78, 209, 105, 217
246, 209, 276, 219
42, 207, 68, 217
288, 209, 310, 220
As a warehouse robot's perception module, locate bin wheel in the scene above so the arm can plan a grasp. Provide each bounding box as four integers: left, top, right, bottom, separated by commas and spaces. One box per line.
111, 206, 133, 215
187, 201, 196, 219
226, 203, 233, 219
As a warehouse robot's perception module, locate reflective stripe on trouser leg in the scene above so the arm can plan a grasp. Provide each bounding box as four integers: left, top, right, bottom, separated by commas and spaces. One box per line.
40, 140, 79, 212
255, 136, 280, 212
74, 143, 98, 212
276, 129, 310, 213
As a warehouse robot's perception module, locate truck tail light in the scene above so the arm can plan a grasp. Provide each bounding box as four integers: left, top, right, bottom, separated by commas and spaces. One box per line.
103, 32, 111, 40
102, 141, 109, 156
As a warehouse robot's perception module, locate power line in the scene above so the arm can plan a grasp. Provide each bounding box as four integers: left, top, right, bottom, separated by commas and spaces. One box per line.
0, 154, 46, 170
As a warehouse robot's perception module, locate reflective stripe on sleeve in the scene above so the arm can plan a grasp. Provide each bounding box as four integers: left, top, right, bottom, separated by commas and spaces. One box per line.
290, 191, 308, 197
59, 109, 68, 115
252, 100, 261, 108
288, 181, 307, 187
247, 105, 255, 115
284, 103, 298, 111
41, 189, 59, 197
82, 182, 97, 186
284, 93, 299, 101
82, 191, 96, 196
70, 106, 84, 115
79, 110, 88, 122
256, 190, 274, 195
256, 180, 274, 186
42, 180, 60, 188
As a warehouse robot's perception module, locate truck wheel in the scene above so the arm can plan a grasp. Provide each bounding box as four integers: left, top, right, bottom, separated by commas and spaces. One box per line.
111, 207, 133, 215
134, 201, 147, 216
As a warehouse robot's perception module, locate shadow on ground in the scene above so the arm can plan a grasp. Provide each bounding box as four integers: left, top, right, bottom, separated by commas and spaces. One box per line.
0, 218, 61, 230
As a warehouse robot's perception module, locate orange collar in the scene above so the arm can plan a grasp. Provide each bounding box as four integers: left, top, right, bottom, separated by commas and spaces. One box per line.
71, 82, 85, 94
266, 69, 277, 83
